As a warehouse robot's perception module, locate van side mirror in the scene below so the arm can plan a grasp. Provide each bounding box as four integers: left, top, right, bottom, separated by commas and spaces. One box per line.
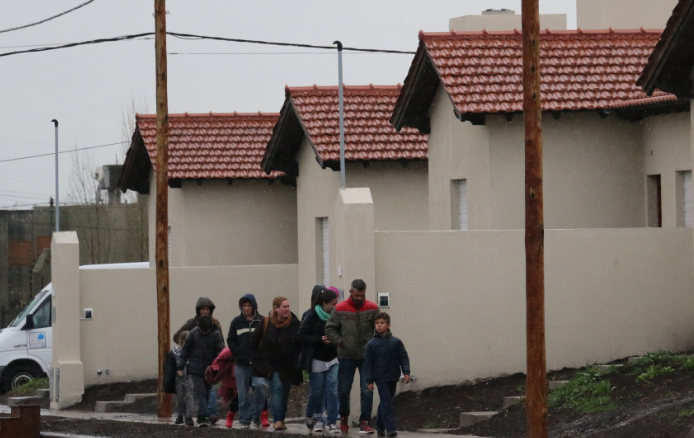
25, 315, 34, 330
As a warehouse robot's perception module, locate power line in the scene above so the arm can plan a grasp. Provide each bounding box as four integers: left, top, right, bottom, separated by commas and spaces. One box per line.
0, 31, 416, 58
0, 0, 97, 34
168, 51, 392, 56
0, 141, 127, 164
0, 37, 153, 50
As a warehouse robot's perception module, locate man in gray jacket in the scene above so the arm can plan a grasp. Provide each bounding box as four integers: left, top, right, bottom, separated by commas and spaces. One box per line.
325, 279, 379, 434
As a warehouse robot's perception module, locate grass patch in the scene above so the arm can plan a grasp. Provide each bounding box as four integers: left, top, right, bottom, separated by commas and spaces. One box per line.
548, 366, 616, 413
630, 352, 681, 384
7, 377, 48, 397
677, 407, 694, 418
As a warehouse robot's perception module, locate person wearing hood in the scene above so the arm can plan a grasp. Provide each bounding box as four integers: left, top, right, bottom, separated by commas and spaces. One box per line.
227, 294, 268, 428
177, 315, 225, 427
251, 296, 303, 430
174, 297, 224, 424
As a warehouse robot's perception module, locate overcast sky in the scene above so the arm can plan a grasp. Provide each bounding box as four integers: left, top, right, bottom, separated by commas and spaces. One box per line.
0, 0, 577, 208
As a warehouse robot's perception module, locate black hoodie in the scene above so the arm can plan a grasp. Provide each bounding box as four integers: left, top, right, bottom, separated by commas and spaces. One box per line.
227, 294, 264, 366
173, 296, 222, 343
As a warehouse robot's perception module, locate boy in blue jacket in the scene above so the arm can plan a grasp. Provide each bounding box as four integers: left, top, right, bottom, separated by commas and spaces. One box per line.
364, 312, 411, 438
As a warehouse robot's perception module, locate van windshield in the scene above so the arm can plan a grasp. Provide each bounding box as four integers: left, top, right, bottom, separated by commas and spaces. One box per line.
9, 289, 49, 328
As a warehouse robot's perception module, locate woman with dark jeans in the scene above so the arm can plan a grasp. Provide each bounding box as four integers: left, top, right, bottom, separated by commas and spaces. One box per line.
298, 289, 340, 434
251, 296, 302, 430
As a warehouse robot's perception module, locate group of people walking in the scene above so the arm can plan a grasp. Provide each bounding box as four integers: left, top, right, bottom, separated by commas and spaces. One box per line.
163, 279, 411, 437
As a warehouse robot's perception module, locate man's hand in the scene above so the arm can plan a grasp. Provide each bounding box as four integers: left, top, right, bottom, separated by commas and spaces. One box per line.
177, 370, 183, 377
367, 383, 374, 392
403, 375, 411, 384
322, 336, 331, 344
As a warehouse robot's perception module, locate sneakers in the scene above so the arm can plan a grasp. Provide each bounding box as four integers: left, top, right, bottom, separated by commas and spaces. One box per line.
306, 416, 316, 430
185, 417, 194, 427
175, 415, 184, 425
340, 416, 350, 434
253, 418, 262, 428
376, 426, 385, 437
241, 423, 251, 429
313, 419, 325, 433
328, 423, 341, 435
273, 421, 287, 430
225, 411, 235, 428
198, 416, 211, 427
209, 414, 219, 426
261, 410, 271, 427
386, 432, 398, 437
359, 421, 374, 434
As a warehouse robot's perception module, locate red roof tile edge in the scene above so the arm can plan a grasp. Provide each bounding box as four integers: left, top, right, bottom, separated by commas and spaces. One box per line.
418, 28, 663, 39
136, 111, 280, 118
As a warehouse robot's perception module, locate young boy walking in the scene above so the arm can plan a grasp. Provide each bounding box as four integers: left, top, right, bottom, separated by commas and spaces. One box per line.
364, 313, 411, 438
178, 315, 225, 427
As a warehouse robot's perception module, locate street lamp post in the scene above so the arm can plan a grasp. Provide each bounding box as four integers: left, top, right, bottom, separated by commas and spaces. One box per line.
51, 119, 59, 232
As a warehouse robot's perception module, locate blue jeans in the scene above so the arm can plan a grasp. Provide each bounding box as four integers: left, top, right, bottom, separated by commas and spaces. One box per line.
375, 381, 398, 432
269, 372, 292, 423
307, 362, 339, 424
337, 358, 373, 422
207, 383, 219, 416
235, 364, 266, 424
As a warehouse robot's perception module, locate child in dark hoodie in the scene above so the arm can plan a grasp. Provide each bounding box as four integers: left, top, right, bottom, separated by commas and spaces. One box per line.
364, 312, 411, 438
178, 315, 225, 427
227, 294, 268, 428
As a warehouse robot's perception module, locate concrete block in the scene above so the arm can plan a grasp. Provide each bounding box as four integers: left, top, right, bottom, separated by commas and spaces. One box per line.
123, 393, 156, 403
7, 397, 44, 407
416, 428, 457, 434
459, 411, 498, 428
502, 396, 524, 409
94, 401, 130, 412
594, 364, 623, 374
549, 380, 569, 390
35, 389, 50, 399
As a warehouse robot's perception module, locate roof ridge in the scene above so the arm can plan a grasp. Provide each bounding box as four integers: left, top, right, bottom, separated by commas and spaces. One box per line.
419, 28, 663, 40
286, 84, 403, 94
136, 112, 280, 119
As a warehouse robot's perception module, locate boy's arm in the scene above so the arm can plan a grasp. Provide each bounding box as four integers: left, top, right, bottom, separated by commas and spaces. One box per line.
363, 341, 375, 385
249, 316, 264, 354
324, 309, 343, 345
398, 339, 411, 377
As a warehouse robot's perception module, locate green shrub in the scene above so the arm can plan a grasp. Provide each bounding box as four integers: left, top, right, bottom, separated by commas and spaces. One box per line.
548, 366, 616, 413
7, 377, 48, 397
635, 364, 675, 384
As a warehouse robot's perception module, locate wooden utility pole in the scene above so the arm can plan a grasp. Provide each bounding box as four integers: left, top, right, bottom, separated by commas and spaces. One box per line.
154, 0, 172, 418
522, 1, 548, 437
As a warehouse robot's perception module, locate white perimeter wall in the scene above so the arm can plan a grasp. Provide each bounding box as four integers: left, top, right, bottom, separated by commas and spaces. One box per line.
375, 228, 694, 389
79, 264, 298, 386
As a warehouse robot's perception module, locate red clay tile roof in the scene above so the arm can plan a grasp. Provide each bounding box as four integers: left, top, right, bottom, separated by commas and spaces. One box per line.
287, 85, 427, 162
393, 29, 677, 129
136, 112, 282, 179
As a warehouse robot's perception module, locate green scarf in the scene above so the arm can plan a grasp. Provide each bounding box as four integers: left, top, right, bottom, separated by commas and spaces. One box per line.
315, 304, 330, 322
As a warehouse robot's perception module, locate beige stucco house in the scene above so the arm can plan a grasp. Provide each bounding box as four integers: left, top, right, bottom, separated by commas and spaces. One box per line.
262, 85, 428, 308
120, 112, 298, 267
391, 29, 691, 232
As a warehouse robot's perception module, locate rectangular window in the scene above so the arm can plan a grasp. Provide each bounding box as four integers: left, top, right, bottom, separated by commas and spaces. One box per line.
167, 226, 172, 266
684, 171, 692, 227
451, 179, 468, 230
316, 218, 329, 286
647, 175, 662, 227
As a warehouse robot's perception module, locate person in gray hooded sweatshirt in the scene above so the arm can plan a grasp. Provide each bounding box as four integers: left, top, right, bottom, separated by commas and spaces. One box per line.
227, 294, 268, 428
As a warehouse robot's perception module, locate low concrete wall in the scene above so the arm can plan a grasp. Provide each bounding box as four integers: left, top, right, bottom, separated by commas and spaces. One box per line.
79, 264, 298, 387
375, 228, 694, 389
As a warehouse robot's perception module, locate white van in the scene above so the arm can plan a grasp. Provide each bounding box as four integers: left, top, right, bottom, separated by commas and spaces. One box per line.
0, 262, 149, 392
0, 283, 52, 392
